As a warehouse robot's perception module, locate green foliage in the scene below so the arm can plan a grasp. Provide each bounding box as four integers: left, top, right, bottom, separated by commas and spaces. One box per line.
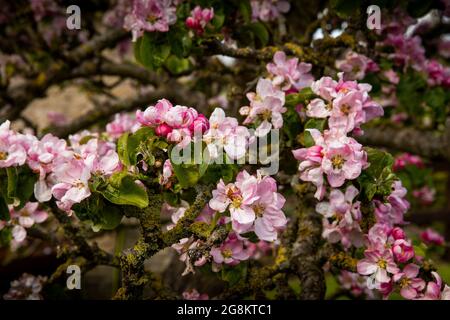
0, 167, 37, 211
72, 193, 123, 231
118, 127, 165, 167
221, 262, 248, 286
358, 148, 396, 200
135, 33, 171, 70
397, 70, 427, 117
0, 195, 9, 221
330, 0, 362, 18
96, 171, 149, 209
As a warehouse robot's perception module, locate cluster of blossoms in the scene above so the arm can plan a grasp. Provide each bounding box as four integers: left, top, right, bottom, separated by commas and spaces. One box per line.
240, 51, 313, 137
290, 71, 449, 299
0, 120, 121, 214
335, 50, 380, 81
292, 74, 384, 199
393, 153, 424, 171
3, 273, 47, 300
106, 113, 140, 139
316, 185, 364, 248
182, 289, 209, 300
379, 12, 450, 88
250, 0, 290, 22
420, 228, 445, 247
203, 108, 250, 160
209, 170, 287, 242
0, 202, 48, 244
168, 199, 274, 275
124, 0, 178, 41
357, 223, 450, 300
185, 6, 214, 35
136, 98, 209, 148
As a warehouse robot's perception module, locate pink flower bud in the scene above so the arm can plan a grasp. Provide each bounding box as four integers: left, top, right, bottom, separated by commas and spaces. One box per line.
392, 239, 415, 263
391, 227, 405, 240
155, 124, 172, 137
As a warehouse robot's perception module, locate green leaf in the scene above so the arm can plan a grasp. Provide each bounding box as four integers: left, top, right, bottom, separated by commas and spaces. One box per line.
239, 0, 252, 23
6, 167, 18, 205
0, 228, 12, 246
96, 205, 123, 231
3, 168, 37, 209
171, 162, 200, 189
285, 87, 316, 109
165, 55, 191, 75
365, 147, 394, 178
0, 195, 10, 221
117, 132, 131, 167
248, 22, 269, 46
221, 263, 248, 286
138, 33, 171, 70
99, 172, 149, 209
211, 11, 225, 29
118, 127, 155, 166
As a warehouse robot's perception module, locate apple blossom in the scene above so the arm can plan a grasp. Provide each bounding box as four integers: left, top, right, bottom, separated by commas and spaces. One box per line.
123, 0, 177, 41
250, 0, 290, 22
357, 248, 400, 289
266, 51, 314, 91
240, 78, 286, 137
393, 264, 426, 299
185, 6, 214, 35
420, 228, 445, 246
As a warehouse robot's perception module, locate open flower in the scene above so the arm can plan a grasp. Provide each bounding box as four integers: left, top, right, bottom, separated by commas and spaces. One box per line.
393, 264, 426, 299
123, 0, 177, 41
266, 51, 313, 91
210, 233, 250, 266
357, 249, 399, 289
51, 158, 92, 212
292, 129, 367, 199
240, 78, 286, 137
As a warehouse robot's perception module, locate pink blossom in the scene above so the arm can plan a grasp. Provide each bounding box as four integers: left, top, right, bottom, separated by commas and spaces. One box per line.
393, 153, 424, 171
392, 239, 414, 263
412, 186, 435, 205
210, 233, 250, 266
336, 51, 378, 80
209, 171, 258, 225
266, 51, 314, 91
393, 264, 426, 299
0, 121, 28, 168
420, 228, 445, 246
374, 181, 410, 226
425, 59, 450, 87
250, 0, 290, 22
245, 174, 287, 241
338, 271, 375, 298
316, 185, 363, 248
185, 6, 214, 35
51, 158, 91, 212
240, 78, 286, 137
204, 108, 249, 160
292, 129, 367, 199
357, 249, 400, 289
136, 98, 172, 127
106, 113, 140, 139
123, 0, 177, 41
182, 289, 209, 300
390, 227, 405, 240
159, 159, 173, 186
